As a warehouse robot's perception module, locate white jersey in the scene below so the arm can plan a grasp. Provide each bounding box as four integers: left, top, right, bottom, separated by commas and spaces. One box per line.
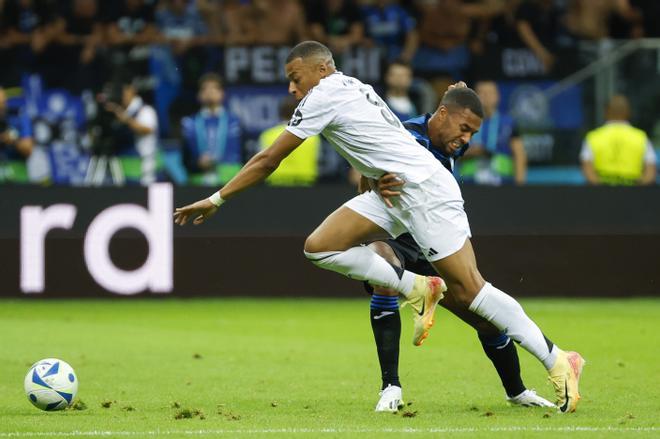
285, 72, 441, 184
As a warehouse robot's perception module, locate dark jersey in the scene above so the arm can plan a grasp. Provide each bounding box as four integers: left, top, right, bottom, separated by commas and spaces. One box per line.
403, 113, 469, 174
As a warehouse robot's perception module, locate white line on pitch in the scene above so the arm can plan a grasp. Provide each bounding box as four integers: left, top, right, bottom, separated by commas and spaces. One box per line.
1, 427, 659, 436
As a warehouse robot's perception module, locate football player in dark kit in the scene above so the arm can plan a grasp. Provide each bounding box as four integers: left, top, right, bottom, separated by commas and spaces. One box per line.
365, 83, 554, 412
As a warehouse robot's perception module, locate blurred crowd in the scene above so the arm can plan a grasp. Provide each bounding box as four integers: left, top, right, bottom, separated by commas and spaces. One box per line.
0, 0, 658, 186
2, 0, 660, 88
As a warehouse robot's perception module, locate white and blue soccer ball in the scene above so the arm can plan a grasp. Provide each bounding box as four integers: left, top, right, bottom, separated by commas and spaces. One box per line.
24, 358, 78, 411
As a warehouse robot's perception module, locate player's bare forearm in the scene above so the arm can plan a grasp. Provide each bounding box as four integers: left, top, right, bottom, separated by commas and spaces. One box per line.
174, 131, 302, 226
218, 151, 280, 199
174, 152, 278, 226
220, 130, 303, 200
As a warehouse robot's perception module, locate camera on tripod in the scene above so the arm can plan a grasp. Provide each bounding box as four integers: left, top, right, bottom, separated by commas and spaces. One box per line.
84, 84, 131, 185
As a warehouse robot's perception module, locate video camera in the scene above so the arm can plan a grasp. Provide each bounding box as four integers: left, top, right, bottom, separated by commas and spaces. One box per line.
87, 85, 132, 156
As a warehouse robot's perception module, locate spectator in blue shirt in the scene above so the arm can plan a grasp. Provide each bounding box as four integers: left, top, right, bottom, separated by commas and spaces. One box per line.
181, 73, 242, 186
0, 87, 34, 183
361, 0, 418, 62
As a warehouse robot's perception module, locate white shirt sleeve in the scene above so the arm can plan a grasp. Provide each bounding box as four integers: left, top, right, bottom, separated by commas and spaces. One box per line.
579, 139, 593, 162
136, 105, 158, 131
285, 88, 336, 139
134, 105, 158, 159
644, 139, 657, 165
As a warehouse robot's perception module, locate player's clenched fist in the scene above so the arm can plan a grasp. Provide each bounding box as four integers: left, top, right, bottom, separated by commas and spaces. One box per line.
173, 198, 219, 226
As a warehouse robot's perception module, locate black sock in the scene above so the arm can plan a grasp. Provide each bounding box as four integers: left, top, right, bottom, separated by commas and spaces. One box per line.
479, 332, 526, 398
370, 294, 401, 389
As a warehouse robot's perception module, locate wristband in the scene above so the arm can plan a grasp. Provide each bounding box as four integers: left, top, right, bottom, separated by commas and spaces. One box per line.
207, 191, 225, 207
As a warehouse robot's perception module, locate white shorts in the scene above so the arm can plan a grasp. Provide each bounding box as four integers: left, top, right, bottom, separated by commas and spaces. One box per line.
344, 168, 472, 262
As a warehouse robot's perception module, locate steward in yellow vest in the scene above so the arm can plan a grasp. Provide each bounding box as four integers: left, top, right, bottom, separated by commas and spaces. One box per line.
580, 95, 656, 185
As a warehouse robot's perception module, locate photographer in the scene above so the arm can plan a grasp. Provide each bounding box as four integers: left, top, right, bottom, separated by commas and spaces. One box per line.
0, 87, 33, 183
103, 81, 158, 185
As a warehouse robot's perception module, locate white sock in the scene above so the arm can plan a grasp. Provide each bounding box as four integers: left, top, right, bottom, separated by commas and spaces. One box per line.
469, 282, 558, 370
305, 247, 416, 296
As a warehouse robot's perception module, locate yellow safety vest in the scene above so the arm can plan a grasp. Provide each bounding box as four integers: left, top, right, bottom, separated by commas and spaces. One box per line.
259, 123, 320, 186
585, 122, 648, 185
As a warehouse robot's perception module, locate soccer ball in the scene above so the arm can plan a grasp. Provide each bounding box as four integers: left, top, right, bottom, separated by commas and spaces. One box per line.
24, 358, 78, 411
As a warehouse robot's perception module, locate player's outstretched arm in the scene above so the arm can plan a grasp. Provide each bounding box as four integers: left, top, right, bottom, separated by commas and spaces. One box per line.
220, 130, 303, 199
174, 130, 303, 226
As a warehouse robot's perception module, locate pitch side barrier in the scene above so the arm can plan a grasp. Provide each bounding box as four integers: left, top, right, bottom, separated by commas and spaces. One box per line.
1, 184, 658, 298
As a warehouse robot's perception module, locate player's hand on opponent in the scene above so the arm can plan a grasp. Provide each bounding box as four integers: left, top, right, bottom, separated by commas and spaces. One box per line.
378, 173, 405, 208
173, 198, 218, 226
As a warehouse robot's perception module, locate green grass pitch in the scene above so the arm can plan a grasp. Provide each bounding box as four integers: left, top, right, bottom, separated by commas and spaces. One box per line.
0, 298, 658, 438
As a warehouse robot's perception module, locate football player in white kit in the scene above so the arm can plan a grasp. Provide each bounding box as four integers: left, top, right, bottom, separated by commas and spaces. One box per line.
174, 41, 584, 413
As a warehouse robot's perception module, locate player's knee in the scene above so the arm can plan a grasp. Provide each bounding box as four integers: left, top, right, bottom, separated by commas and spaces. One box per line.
303, 234, 328, 254
368, 241, 401, 267
447, 275, 486, 307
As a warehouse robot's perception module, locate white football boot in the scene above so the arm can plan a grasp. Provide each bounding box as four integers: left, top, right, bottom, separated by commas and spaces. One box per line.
507, 389, 556, 408
375, 385, 404, 412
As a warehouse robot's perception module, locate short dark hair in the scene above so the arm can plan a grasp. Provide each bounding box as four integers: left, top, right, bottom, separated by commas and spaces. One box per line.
199, 73, 223, 90
286, 41, 335, 66
440, 87, 484, 118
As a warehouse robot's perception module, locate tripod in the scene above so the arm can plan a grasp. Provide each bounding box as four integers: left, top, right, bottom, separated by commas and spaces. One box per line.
84, 154, 125, 186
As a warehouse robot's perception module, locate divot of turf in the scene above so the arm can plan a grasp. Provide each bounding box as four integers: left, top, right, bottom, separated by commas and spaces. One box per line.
174, 408, 205, 420
101, 400, 115, 408
401, 410, 417, 418
217, 405, 241, 421
67, 399, 87, 411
